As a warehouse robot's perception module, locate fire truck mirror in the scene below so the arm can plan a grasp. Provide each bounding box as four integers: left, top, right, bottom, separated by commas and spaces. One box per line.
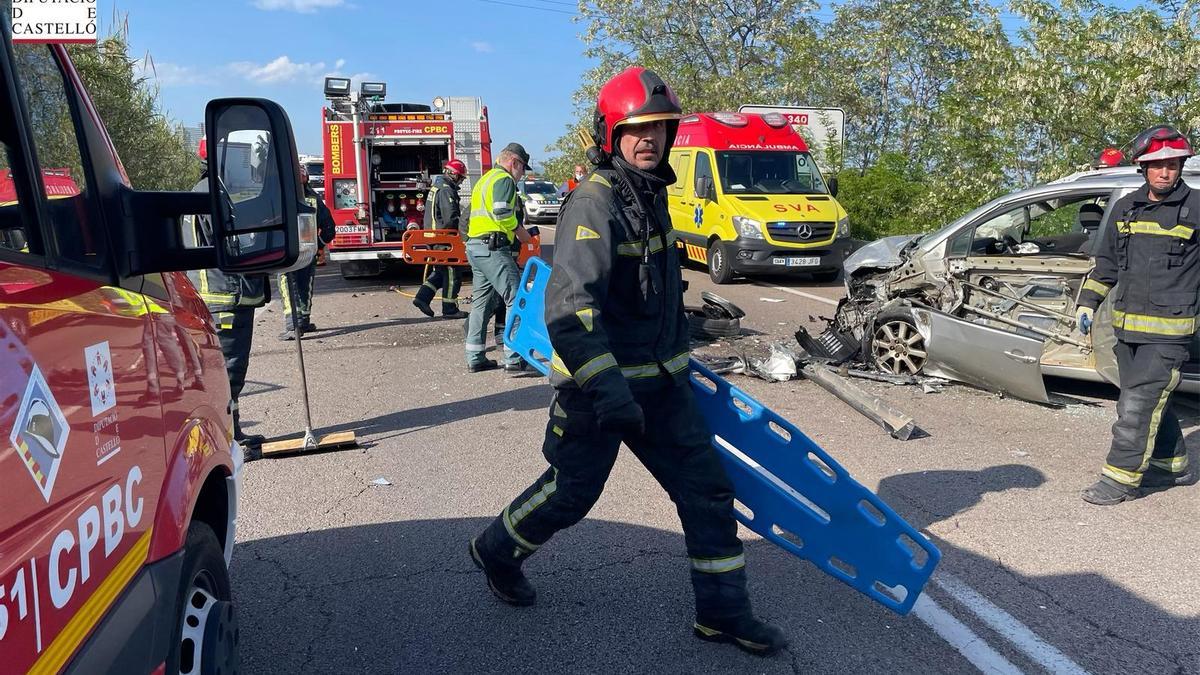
204, 98, 315, 275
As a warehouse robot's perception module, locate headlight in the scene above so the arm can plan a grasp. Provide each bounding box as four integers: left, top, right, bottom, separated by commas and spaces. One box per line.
837, 215, 850, 238
733, 216, 763, 239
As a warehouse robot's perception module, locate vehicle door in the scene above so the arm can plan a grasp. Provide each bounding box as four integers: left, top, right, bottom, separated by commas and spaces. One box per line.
940, 189, 1115, 378
665, 150, 704, 261
0, 42, 165, 672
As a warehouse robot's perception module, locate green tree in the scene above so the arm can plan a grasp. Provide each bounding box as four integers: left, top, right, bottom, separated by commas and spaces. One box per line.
66, 29, 198, 191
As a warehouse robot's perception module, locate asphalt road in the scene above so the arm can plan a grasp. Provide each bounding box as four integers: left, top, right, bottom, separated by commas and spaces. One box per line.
231, 226, 1199, 674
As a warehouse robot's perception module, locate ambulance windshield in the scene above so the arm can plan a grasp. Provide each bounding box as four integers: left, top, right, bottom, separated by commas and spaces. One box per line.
715, 151, 828, 195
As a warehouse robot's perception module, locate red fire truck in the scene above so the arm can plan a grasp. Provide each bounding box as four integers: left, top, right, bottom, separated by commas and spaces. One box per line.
320, 78, 491, 278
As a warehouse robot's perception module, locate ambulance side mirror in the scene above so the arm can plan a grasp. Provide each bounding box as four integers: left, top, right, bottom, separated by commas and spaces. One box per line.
696, 176, 716, 202
828, 176, 839, 198
204, 98, 316, 275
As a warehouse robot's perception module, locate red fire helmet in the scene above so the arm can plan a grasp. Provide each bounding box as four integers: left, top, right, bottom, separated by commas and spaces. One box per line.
1130, 125, 1193, 164
444, 158, 467, 177
591, 66, 682, 155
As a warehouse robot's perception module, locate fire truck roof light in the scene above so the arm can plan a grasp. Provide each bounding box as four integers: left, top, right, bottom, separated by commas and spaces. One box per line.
433, 96, 446, 110
324, 77, 351, 99
361, 81, 387, 98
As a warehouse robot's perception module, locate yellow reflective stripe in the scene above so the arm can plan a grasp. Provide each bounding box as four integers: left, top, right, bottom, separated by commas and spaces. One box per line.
620, 362, 661, 378
576, 226, 601, 241
1102, 464, 1143, 486
552, 425, 564, 437
280, 274, 292, 312
663, 351, 690, 374
573, 353, 618, 385
1082, 279, 1110, 297
1112, 311, 1197, 336
690, 554, 746, 574
552, 402, 568, 418
1117, 220, 1195, 240
1138, 367, 1182, 472
510, 468, 558, 527
1149, 455, 1188, 473
502, 506, 539, 552
588, 173, 611, 188
428, 185, 440, 228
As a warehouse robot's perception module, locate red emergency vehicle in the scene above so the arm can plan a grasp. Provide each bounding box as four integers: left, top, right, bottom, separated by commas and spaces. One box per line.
2, 25, 311, 674
319, 79, 491, 277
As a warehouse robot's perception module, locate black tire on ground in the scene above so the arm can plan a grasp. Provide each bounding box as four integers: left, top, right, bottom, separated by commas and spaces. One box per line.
166, 522, 238, 675
707, 241, 735, 284
811, 269, 840, 283
687, 308, 741, 340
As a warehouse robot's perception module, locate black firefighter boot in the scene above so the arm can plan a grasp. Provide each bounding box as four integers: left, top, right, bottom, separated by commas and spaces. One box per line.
412, 285, 435, 318
1081, 476, 1139, 506
469, 537, 536, 607
692, 567, 787, 656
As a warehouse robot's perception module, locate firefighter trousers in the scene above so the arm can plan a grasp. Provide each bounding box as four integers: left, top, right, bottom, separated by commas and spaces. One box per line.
464, 239, 519, 367
1102, 341, 1190, 486
215, 307, 256, 437
279, 260, 316, 330
476, 383, 753, 620
415, 265, 462, 315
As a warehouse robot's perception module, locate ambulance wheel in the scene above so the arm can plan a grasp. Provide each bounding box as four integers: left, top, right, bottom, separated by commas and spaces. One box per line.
707, 241, 735, 284
168, 522, 239, 675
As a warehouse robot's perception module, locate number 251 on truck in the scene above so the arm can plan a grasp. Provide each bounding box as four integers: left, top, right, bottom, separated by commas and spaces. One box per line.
1, 16, 313, 674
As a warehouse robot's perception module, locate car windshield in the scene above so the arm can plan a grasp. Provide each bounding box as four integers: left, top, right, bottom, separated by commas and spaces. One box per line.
305, 162, 323, 177
714, 151, 827, 195
523, 181, 556, 195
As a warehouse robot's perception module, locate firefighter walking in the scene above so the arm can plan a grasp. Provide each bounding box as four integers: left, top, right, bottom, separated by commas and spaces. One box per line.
468, 67, 786, 655
413, 159, 468, 318
463, 142, 533, 373
1077, 125, 1200, 505
280, 165, 336, 340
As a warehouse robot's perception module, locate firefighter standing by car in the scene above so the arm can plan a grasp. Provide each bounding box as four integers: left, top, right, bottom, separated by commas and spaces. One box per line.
185, 138, 270, 451
468, 67, 787, 656
280, 163, 336, 340
1076, 125, 1200, 505
413, 159, 469, 318
464, 142, 533, 372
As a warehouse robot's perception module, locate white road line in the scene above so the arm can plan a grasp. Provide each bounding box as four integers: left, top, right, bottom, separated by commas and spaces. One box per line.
912, 593, 1022, 675
751, 282, 840, 307
935, 572, 1091, 675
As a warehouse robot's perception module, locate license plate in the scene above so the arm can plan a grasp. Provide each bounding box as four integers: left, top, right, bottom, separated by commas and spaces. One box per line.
336, 224, 368, 234
788, 256, 820, 267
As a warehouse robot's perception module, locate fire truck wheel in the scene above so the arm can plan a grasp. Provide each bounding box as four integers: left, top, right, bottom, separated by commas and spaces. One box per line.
168, 522, 239, 675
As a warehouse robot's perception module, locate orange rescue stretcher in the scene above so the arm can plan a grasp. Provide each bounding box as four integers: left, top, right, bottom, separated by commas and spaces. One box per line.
401, 229, 468, 266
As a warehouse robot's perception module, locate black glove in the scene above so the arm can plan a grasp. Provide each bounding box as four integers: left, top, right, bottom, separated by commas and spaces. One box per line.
597, 399, 645, 436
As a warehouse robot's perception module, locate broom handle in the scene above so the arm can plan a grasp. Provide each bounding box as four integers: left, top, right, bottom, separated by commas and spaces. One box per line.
286, 271, 318, 449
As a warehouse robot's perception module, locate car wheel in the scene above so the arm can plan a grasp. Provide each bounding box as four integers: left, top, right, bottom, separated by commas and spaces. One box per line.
685, 305, 741, 340
167, 522, 239, 675
871, 314, 927, 375
707, 241, 735, 284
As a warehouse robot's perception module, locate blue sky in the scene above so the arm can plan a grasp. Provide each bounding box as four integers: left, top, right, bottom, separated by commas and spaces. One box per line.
119, 0, 588, 163
117, 0, 1147, 164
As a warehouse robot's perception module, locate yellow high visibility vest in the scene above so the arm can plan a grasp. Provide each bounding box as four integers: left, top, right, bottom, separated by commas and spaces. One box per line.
467, 168, 518, 241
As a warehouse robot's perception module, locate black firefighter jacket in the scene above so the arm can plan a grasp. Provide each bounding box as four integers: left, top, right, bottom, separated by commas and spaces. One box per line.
546, 160, 690, 415
424, 179, 462, 231
1079, 180, 1200, 344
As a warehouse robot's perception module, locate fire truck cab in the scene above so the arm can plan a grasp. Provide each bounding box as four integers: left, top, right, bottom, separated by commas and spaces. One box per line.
320, 78, 491, 278
1, 22, 313, 674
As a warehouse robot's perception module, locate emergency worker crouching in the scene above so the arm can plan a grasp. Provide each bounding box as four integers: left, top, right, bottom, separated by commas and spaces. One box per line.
1077, 125, 1200, 505
467, 66, 787, 656
413, 158, 468, 319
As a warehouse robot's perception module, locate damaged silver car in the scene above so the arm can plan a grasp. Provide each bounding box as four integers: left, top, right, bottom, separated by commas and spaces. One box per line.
818, 165, 1200, 402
